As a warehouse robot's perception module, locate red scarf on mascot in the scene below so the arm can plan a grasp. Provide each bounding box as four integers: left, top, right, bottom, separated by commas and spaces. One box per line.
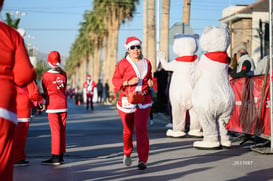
204, 51, 228, 64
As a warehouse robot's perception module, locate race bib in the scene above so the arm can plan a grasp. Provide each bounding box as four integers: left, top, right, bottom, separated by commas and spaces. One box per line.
122, 97, 136, 109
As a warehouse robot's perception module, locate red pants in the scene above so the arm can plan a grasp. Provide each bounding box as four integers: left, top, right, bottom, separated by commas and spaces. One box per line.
118, 107, 151, 163
86, 94, 94, 110
48, 112, 67, 155
14, 122, 29, 163
0, 118, 15, 181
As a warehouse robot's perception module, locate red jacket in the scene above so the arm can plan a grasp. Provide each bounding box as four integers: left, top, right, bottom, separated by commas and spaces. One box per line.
0, 22, 36, 124
83, 80, 96, 95
112, 57, 152, 112
16, 80, 44, 121
42, 69, 67, 113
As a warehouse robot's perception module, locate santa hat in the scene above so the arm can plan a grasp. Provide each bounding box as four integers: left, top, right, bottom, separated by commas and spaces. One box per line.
125, 36, 142, 49
48, 51, 61, 68
17, 28, 26, 37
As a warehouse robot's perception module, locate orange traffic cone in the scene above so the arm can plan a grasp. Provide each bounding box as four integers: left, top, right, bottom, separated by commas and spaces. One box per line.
77, 100, 81, 106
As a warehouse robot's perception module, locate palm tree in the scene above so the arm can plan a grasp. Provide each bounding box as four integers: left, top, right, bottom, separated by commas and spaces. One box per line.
143, 0, 148, 57
67, 0, 139, 91
160, 0, 170, 61
93, 0, 139, 91
4, 13, 20, 28
147, 0, 156, 72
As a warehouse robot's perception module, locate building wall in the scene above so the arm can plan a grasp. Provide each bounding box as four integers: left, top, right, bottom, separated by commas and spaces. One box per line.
231, 18, 252, 57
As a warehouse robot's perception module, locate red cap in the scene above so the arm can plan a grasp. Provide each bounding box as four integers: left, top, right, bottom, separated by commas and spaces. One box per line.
125, 36, 142, 49
48, 51, 61, 67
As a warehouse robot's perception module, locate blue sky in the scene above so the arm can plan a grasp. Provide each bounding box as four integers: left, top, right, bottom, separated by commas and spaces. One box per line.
1, 0, 257, 60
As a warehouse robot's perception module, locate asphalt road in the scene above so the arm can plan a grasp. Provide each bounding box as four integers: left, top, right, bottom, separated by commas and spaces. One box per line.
14, 98, 273, 181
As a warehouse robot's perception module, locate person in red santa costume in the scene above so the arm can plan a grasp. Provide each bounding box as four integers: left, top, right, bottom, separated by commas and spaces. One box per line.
0, 0, 37, 179
112, 36, 153, 170
83, 74, 97, 110
42, 51, 68, 165
14, 80, 45, 166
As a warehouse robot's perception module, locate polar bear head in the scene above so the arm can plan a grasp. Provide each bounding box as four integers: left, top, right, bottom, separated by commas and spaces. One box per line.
173, 34, 199, 57
200, 26, 230, 52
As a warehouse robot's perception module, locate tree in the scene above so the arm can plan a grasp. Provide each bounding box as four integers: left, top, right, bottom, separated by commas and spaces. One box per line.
160, 0, 170, 61
147, 0, 156, 72
66, 0, 139, 91
4, 13, 20, 28
93, 0, 139, 90
35, 60, 49, 80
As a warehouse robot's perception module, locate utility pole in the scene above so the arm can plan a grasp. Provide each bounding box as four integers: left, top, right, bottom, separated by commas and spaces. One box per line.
183, 0, 191, 25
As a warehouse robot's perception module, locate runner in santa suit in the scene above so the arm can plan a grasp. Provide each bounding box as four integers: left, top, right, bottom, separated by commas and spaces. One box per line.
41, 51, 67, 165
83, 75, 97, 110
14, 80, 45, 166
112, 36, 153, 170
0, 0, 36, 179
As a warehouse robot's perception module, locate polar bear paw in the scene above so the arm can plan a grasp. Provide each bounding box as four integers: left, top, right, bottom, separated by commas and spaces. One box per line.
221, 140, 232, 148
193, 140, 221, 150
166, 129, 186, 138
188, 130, 203, 138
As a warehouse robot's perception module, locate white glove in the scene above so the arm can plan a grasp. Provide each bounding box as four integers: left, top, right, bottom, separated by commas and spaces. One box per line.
157, 50, 166, 61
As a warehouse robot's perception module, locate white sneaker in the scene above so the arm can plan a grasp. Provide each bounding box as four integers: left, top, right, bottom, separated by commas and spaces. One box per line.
123, 155, 132, 166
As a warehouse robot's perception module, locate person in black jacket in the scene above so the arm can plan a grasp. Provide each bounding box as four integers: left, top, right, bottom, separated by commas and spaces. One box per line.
153, 63, 169, 113
229, 49, 255, 79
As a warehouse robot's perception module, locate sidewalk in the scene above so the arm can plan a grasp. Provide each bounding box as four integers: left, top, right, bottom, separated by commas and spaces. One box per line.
14, 99, 273, 181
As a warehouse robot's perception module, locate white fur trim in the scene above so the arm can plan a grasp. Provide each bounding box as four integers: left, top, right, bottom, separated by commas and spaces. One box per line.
117, 104, 136, 113
137, 103, 152, 109
125, 40, 141, 49
116, 102, 151, 112
126, 55, 147, 91
47, 69, 59, 73
46, 109, 67, 113
0, 108, 17, 124
17, 118, 30, 122
48, 62, 58, 68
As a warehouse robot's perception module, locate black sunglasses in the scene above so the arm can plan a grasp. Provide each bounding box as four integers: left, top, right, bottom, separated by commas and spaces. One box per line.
130, 45, 141, 50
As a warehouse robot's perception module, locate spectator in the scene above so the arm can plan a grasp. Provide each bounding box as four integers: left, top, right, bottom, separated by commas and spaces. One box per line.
97, 79, 103, 103
229, 49, 255, 79
41, 51, 67, 165
0, 0, 37, 178
104, 80, 110, 103
165, 71, 173, 128
228, 53, 237, 73
153, 62, 169, 114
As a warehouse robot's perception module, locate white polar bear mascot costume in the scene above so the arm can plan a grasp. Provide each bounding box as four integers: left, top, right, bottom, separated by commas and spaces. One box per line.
192, 26, 236, 149
158, 34, 202, 138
